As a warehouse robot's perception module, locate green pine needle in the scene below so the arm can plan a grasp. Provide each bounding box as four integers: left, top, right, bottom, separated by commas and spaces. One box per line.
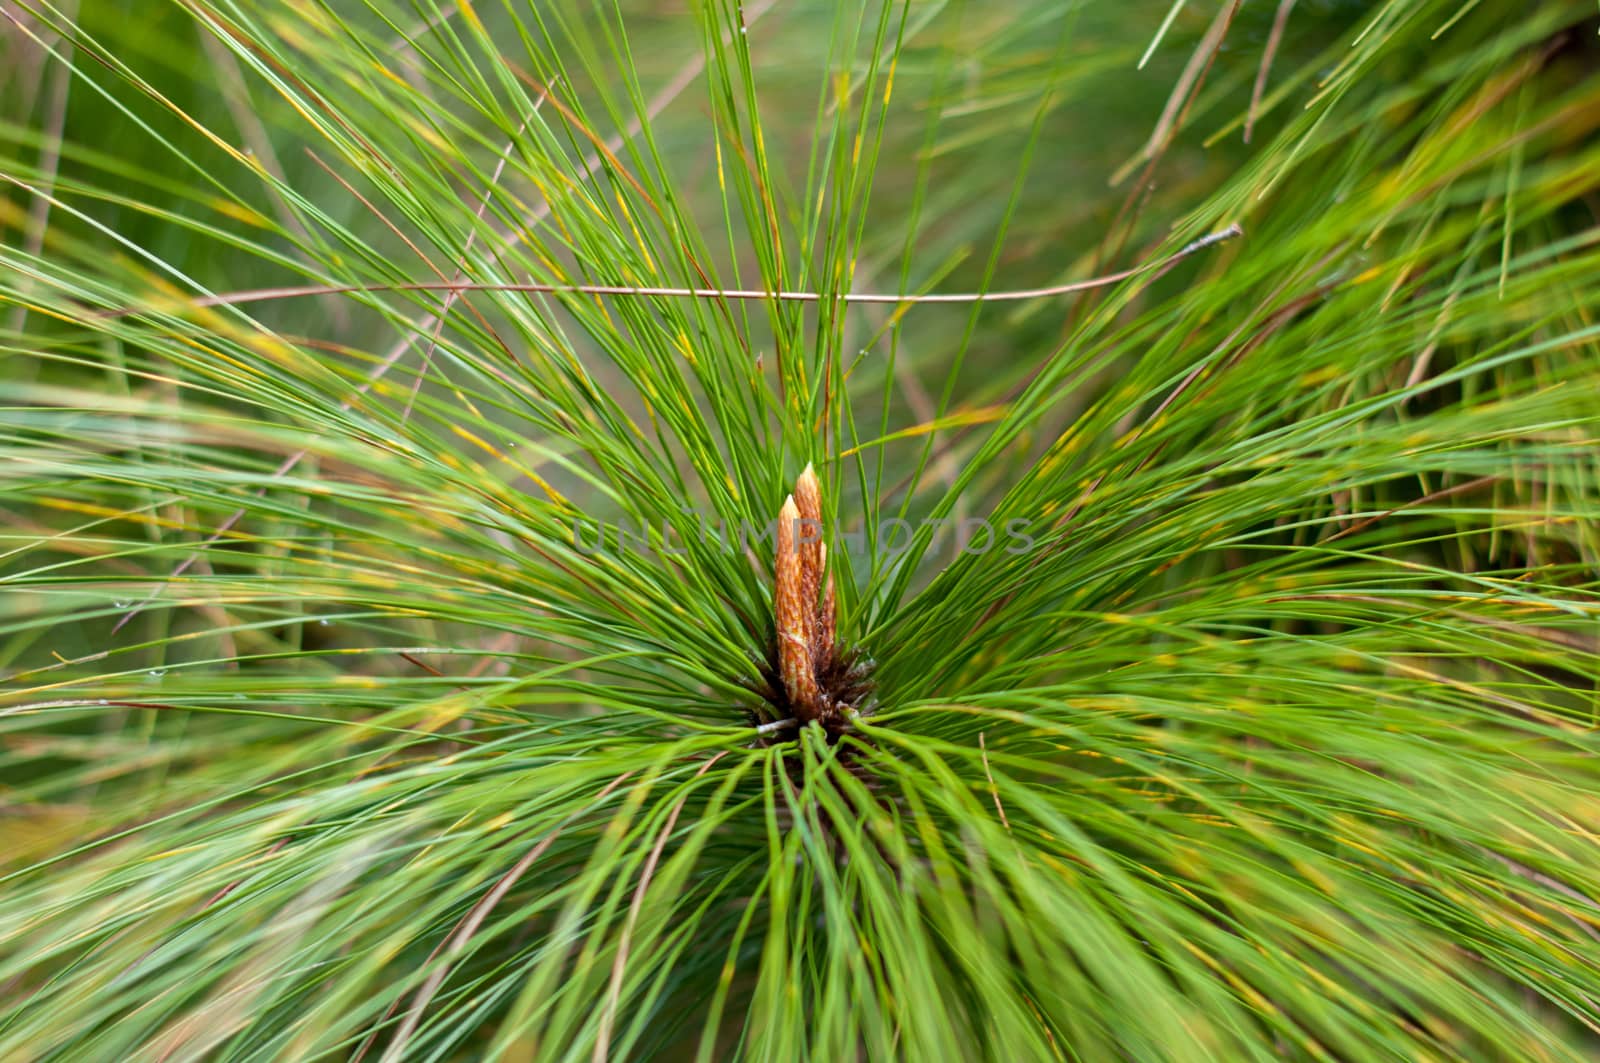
3, 0, 1599, 1059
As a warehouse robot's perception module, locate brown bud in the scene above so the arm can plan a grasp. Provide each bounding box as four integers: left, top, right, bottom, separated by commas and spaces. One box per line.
794, 463, 824, 616
775, 495, 819, 717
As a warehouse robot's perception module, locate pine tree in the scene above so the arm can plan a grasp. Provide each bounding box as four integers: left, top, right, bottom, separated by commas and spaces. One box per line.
3, 2, 1599, 1058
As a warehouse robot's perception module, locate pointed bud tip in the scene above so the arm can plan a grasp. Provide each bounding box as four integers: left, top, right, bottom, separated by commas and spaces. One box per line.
794, 465, 822, 524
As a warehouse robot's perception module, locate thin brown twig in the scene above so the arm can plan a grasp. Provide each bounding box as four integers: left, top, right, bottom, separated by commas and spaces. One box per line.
961, 258, 1328, 646
593, 754, 725, 1062
396, 652, 446, 678
102, 225, 1243, 318
1476, 846, 1600, 946
198, 31, 345, 326
888, 222, 1246, 510
1321, 475, 1497, 545
107, 2, 781, 634
1120, 0, 1242, 181
1245, 0, 1297, 144
372, 838, 556, 1063
305, 150, 450, 278
1090, 0, 1241, 326
3, 0, 77, 340
1087, 0, 1240, 327
373, 771, 634, 1063
978, 732, 1012, 834
503, 63, 744, 343
402, 118, 536, 425
386, 3, 458, 93
302, 147, 520, 407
